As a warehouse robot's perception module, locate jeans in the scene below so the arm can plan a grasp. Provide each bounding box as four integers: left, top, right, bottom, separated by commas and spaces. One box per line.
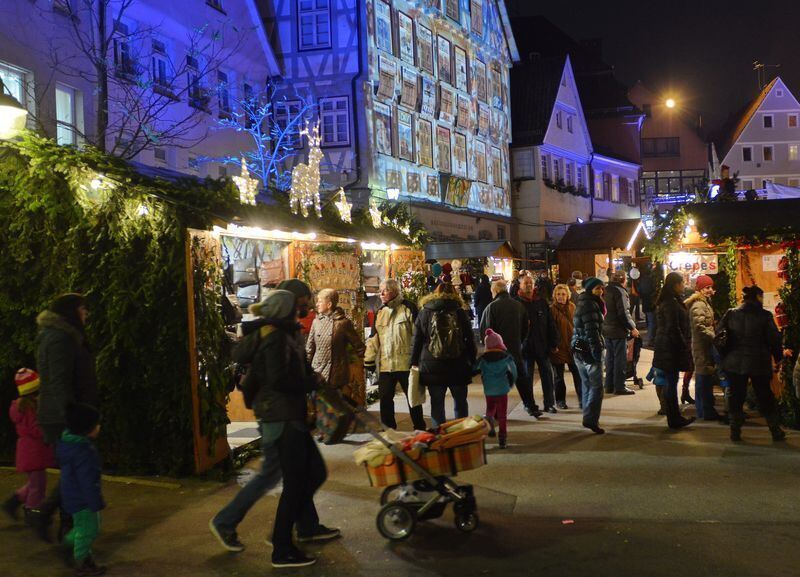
378, 371, 427, 430
428, 384, 469, 427
553, 362, 582, 406
726, 372, 778, 426
214, 422, 319, 536
575, 358, 603, 426
644, 312, 656, 345
485, 395, 508, 441
662, 370, 683, 427
515, 358, 536, 410
524, 355, 556, 408
604, 338, 628, 393
694, 373, 719, 419
272, 423, 327, 556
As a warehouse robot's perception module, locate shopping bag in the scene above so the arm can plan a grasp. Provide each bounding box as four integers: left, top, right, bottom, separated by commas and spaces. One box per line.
408, 367, 426, 407
314, 388, 355, 445
626, 337, 635, 363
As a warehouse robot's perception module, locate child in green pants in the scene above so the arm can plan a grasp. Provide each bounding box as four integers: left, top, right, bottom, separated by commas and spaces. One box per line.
57, 403, 106, 577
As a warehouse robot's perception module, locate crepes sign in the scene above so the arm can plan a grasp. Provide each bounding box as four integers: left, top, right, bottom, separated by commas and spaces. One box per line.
666, 252, 719, 275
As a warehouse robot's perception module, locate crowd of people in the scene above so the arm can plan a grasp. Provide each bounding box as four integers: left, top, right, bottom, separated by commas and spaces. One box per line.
3, 267, 797, 572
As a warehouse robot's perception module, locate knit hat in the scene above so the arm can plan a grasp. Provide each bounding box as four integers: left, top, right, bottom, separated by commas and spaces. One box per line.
65, 402, 100, 436
15, 368, 40, 396
249, 289, 296, 320
276, 279, 312, 299
484, 329, 506, 351
431, 262, 443, 277
695, 275, 714, 291
582, 277, 603, 293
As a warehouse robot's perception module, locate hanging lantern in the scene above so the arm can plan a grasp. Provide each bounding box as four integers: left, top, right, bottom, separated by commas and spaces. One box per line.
232, 158, 259, 205
334, 187, 352, 223
369, 198, 382, 228
290, 122, 323, 218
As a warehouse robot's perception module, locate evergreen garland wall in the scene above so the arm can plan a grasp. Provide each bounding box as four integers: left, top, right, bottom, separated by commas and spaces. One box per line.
0, 135, 236, 475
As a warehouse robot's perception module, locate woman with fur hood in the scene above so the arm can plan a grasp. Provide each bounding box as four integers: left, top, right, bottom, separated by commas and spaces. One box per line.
411, 283, 477, 427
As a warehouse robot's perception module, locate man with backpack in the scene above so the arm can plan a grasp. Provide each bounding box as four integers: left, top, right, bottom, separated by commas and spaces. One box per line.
410, 283, 477, 427
209, 280, 340, 565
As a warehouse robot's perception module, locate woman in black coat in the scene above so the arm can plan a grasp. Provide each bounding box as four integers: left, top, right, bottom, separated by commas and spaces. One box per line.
718, 285, 786, 442
652, 272, 694, 430
411, 283, 477, 427
472, 274, 492, 325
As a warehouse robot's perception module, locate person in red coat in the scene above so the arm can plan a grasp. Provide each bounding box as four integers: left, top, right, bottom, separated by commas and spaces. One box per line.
2, 369, 55, 520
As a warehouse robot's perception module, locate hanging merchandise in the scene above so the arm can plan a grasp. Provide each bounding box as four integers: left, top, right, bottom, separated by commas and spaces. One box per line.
334, 187, 352, 223
290, 122, 323, 218
232, 157, 259, 206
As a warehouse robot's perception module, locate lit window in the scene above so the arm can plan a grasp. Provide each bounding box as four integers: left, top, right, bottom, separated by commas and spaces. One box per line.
274, 100, 303, 148
113, 21, 138, 79
540, 154, 549, 180
298, 0, 331, 50
627, 179, 636, 205
552, 156, 561, 182
55, 83, 79, 146
576, 164, 584, 189
789, 178, 800, 188
763, 114, 773, 129
611, 175, 620, 202
0, 61, 26, 108
763, 145, 774, 162
742, 146, 752, 162
790, 144, 799, 161
594, 172, 603, 200
565, 161, 573, 185
790, 114, 798, 128
319, 96, 349, 146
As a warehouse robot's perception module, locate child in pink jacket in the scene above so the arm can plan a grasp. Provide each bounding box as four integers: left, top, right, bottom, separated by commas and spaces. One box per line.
2, 369, 55, 520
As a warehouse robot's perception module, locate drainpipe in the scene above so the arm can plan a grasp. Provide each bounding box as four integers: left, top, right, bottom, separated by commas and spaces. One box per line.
341, 0, 364, 200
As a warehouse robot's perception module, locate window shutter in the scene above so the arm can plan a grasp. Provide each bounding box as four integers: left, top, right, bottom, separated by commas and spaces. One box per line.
619, 177, 627, 203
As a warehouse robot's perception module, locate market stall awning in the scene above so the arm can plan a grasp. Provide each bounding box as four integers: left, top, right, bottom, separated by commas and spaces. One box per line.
425, 240, 518, 260
685, 199, 800, 238
557, 219, 646, 252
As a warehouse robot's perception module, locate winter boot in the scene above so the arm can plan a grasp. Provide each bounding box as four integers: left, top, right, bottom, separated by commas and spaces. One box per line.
680, 387, 695, 405
655, 386, 666, 416
729, 411, 745, 442
74, 555, 107, 576
2, 494, 21, 520
766, 413, 787, 442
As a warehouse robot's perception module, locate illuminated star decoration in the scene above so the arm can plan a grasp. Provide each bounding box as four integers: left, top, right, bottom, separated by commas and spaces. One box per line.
290, 122, 323, 218
334, 187, 352, 223
369, 198, 382, 228
232, 157, 259, 206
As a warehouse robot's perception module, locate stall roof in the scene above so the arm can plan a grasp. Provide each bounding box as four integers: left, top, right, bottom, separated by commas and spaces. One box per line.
425, 240, 518, 260
558, 219, 646, 251
685, 199, 800, 239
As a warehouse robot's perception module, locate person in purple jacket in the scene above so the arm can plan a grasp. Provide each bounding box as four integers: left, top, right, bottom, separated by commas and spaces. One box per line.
57, 403, 106, 577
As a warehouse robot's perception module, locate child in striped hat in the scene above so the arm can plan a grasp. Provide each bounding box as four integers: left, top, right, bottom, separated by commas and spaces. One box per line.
2, 369, 55, 522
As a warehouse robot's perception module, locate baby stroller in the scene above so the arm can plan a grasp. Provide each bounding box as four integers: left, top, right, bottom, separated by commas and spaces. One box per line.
349, 403, 489, 541
626, 335, 644, 389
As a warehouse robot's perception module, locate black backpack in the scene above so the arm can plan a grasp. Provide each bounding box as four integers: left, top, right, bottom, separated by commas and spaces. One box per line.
428, 309, 464, 360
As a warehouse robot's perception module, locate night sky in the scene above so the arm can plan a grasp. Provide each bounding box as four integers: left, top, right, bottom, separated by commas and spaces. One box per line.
509, 0, 800, 133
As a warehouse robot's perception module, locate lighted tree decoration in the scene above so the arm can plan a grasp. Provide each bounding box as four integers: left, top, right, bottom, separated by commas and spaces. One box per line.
334, 187, 352, 223
290, 122, 324, 218
369, 198, 382, 228
232, 158, 258, 205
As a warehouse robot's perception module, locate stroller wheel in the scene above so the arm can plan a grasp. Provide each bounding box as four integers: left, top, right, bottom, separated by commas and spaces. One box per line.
376, 502, 416, 540
454, 511, 479, 533
380, 485, 402, 505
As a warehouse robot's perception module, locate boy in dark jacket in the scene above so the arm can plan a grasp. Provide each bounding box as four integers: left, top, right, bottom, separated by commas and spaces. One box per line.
57, 403, 106, 577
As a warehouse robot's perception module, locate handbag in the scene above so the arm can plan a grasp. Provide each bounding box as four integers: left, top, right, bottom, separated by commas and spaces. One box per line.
259, 257, 285, 287
408, 367, 426, 407
571, 337, 594, 364
233, 257, 258, 286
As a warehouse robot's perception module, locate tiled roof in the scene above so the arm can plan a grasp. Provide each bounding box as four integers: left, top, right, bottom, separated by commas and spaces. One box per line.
510, 55, 566, 146
557, 219, 645, 251
714, 77, 778, 163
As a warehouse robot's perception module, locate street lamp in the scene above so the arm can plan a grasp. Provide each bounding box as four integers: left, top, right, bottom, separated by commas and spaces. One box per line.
0, 79, 28, 139
665, 98, 676, 109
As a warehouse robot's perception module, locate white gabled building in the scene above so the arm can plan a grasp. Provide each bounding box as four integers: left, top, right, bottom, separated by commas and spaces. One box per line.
715, 76, 800, 191
510, 54, 639, 261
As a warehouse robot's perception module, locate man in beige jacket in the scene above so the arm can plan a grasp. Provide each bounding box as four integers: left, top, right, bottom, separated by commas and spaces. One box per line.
365, 279, 426, 430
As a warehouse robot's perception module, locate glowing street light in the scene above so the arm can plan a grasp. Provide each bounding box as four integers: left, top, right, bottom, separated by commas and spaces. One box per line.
0, 80, 27, 139
665, 98, 676, 109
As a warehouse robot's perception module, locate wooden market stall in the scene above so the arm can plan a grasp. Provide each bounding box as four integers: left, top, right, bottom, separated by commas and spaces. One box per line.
556, 219, 649, 282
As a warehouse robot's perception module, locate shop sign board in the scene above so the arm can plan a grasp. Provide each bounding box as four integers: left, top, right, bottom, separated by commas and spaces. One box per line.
666, 252, 718, 275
